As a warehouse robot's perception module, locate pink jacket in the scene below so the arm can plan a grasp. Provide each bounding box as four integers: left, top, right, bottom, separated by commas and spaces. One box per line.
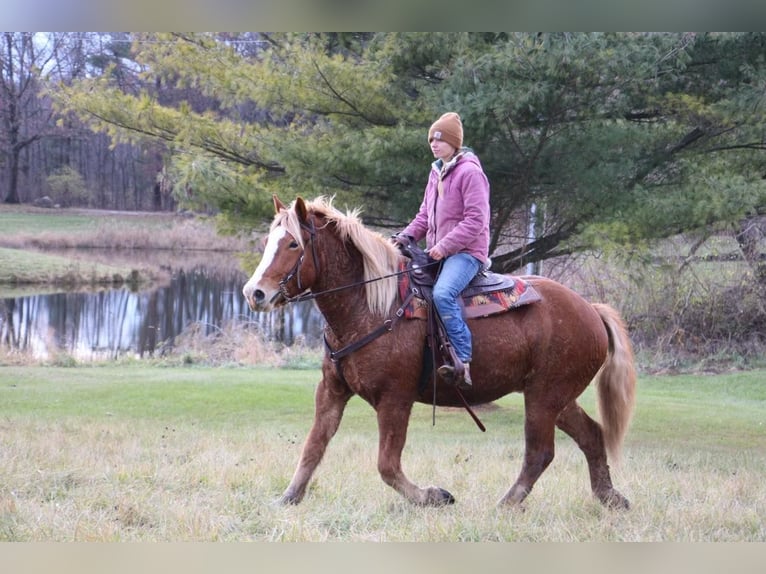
401, 150, 490, 265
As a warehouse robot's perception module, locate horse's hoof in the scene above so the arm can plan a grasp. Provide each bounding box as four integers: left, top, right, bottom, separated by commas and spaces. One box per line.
420, 486, 456, 506
440, 488, 456, 505
275, 493, 302, 506
611, 496, 630, 510
431, 487, 455, 505
599, 490, 630, 510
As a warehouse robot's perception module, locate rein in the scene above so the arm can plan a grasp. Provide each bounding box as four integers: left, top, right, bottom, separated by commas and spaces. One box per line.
286, 265, 418, 304
281, 226, 439, 305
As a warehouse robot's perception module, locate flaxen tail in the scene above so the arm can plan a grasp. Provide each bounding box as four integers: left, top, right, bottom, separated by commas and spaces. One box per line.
592, 303, 637, 463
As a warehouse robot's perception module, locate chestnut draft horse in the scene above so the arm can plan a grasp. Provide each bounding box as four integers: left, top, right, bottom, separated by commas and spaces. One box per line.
243, 196, 637, 509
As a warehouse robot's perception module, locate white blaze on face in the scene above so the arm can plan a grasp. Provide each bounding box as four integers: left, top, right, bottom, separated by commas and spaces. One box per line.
243, 226, 289, 306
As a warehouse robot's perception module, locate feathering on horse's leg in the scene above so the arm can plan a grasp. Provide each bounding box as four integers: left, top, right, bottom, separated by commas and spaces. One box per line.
376, 398, 455, 506
556, 401, 630, 510
278, 374, 352, 505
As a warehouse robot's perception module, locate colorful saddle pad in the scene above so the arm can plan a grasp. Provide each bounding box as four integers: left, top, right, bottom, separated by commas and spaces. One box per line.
397, 263, 541, 320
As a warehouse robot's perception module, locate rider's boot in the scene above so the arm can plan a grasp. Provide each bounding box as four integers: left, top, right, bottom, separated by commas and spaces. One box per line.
437, 361, 472, 390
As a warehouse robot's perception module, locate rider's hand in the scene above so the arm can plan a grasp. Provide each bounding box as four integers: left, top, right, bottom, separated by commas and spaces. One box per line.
426, 245, 446, 261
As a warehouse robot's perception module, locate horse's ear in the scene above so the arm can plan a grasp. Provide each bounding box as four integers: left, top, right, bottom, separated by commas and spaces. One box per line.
295, 197, 309, 224
273, 195, 286, 213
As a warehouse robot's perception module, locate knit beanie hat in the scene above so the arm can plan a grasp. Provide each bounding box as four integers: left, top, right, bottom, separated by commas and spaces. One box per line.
428, 112, 463, 150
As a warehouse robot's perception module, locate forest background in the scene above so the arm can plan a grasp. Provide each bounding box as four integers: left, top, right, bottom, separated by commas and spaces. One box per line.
2, 32, 766, 370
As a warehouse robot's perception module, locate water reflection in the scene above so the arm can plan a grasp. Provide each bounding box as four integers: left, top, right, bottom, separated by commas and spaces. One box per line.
0, 266, 323, 360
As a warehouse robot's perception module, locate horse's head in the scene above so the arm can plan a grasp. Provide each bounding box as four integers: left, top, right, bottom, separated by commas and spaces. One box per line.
243, 196, 320, 312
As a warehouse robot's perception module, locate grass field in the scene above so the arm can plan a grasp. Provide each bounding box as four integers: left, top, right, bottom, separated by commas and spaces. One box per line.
0, 205, 178, 236
0, 205, 246, 252
0, 364, 763, 541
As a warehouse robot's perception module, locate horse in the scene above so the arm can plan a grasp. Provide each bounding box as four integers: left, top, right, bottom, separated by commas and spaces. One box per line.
243, 195, 637, 509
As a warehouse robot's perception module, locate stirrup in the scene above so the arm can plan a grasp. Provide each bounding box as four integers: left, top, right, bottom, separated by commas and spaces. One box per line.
437, 362, 472, 390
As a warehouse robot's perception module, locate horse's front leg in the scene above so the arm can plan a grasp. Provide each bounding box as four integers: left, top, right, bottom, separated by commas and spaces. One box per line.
376, 397, 455, 506
278, 372, 352, 505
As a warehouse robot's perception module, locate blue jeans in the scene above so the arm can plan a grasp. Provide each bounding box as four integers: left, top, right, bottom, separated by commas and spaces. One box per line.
432, 252, 482, 363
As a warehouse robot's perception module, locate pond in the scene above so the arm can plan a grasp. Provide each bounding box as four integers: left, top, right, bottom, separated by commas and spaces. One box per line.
0, 252, 324, 361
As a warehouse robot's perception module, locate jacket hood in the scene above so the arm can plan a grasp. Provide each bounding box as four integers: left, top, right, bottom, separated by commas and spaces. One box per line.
431, 148, 481, 177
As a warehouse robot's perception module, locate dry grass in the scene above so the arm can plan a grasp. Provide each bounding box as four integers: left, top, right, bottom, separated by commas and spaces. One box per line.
554, 240, 766, 374
1, 416, 763, 542
162, 321, 323, 369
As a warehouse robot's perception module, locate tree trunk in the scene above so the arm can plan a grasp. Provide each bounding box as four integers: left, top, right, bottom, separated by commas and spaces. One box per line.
3, 148, 21, 203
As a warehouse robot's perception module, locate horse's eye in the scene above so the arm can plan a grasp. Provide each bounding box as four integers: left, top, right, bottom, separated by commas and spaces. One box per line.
289, 240, 299, 249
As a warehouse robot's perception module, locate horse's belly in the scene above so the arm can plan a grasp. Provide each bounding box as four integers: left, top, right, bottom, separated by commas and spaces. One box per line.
417, 367, 527, 407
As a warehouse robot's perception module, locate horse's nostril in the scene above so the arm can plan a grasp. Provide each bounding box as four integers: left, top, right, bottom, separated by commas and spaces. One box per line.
254, 289, 265, 303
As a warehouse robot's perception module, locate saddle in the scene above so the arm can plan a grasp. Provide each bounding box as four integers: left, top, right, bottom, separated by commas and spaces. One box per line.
398, 242, 541, 320
396, 240, 541, 397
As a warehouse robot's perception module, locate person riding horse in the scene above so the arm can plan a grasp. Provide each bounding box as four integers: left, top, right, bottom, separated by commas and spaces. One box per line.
392, 112, 491, 390
242, 196, 636, 509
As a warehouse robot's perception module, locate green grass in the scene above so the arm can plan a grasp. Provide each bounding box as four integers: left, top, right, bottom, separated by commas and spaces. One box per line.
6, 363, 766, 449
1, 364, 762, 454
629, 371, 766, 449
0, 205, 174, 235
0, 364, 763, 541
0, 206, 170, 288
0, 365, 321, 427
0, 246, 136, 287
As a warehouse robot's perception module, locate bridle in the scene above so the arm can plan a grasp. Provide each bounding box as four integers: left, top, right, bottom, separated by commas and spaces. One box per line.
277, 216, 321, 303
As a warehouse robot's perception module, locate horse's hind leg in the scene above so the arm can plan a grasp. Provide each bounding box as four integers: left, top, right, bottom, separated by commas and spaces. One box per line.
556, 401, 630, 509
278, 373, 352, 505
376, 397, 455, 506
498, 404, 557, 506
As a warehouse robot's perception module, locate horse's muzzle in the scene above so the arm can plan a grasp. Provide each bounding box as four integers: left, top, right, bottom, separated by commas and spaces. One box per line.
243, 282, 265, 311
248, 288, 266, 309
244, 284, 284, 312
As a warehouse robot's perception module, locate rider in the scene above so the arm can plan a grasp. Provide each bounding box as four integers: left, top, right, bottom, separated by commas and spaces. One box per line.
392, 112, 491, 389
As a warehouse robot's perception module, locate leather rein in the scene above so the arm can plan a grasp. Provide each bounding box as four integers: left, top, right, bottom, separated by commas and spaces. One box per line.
278, 216, 419, 307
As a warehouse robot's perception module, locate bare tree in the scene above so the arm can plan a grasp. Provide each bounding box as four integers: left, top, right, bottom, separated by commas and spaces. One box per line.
0, 32, 62, 204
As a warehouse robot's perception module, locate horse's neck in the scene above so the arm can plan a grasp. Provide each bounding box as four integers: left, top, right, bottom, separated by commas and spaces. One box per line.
315, 271, 375, 331
313, 243, 379, 342
316, 290, 374, 339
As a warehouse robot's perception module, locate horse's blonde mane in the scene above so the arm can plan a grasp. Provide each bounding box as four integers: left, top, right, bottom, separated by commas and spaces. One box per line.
273, 196, 401, 316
